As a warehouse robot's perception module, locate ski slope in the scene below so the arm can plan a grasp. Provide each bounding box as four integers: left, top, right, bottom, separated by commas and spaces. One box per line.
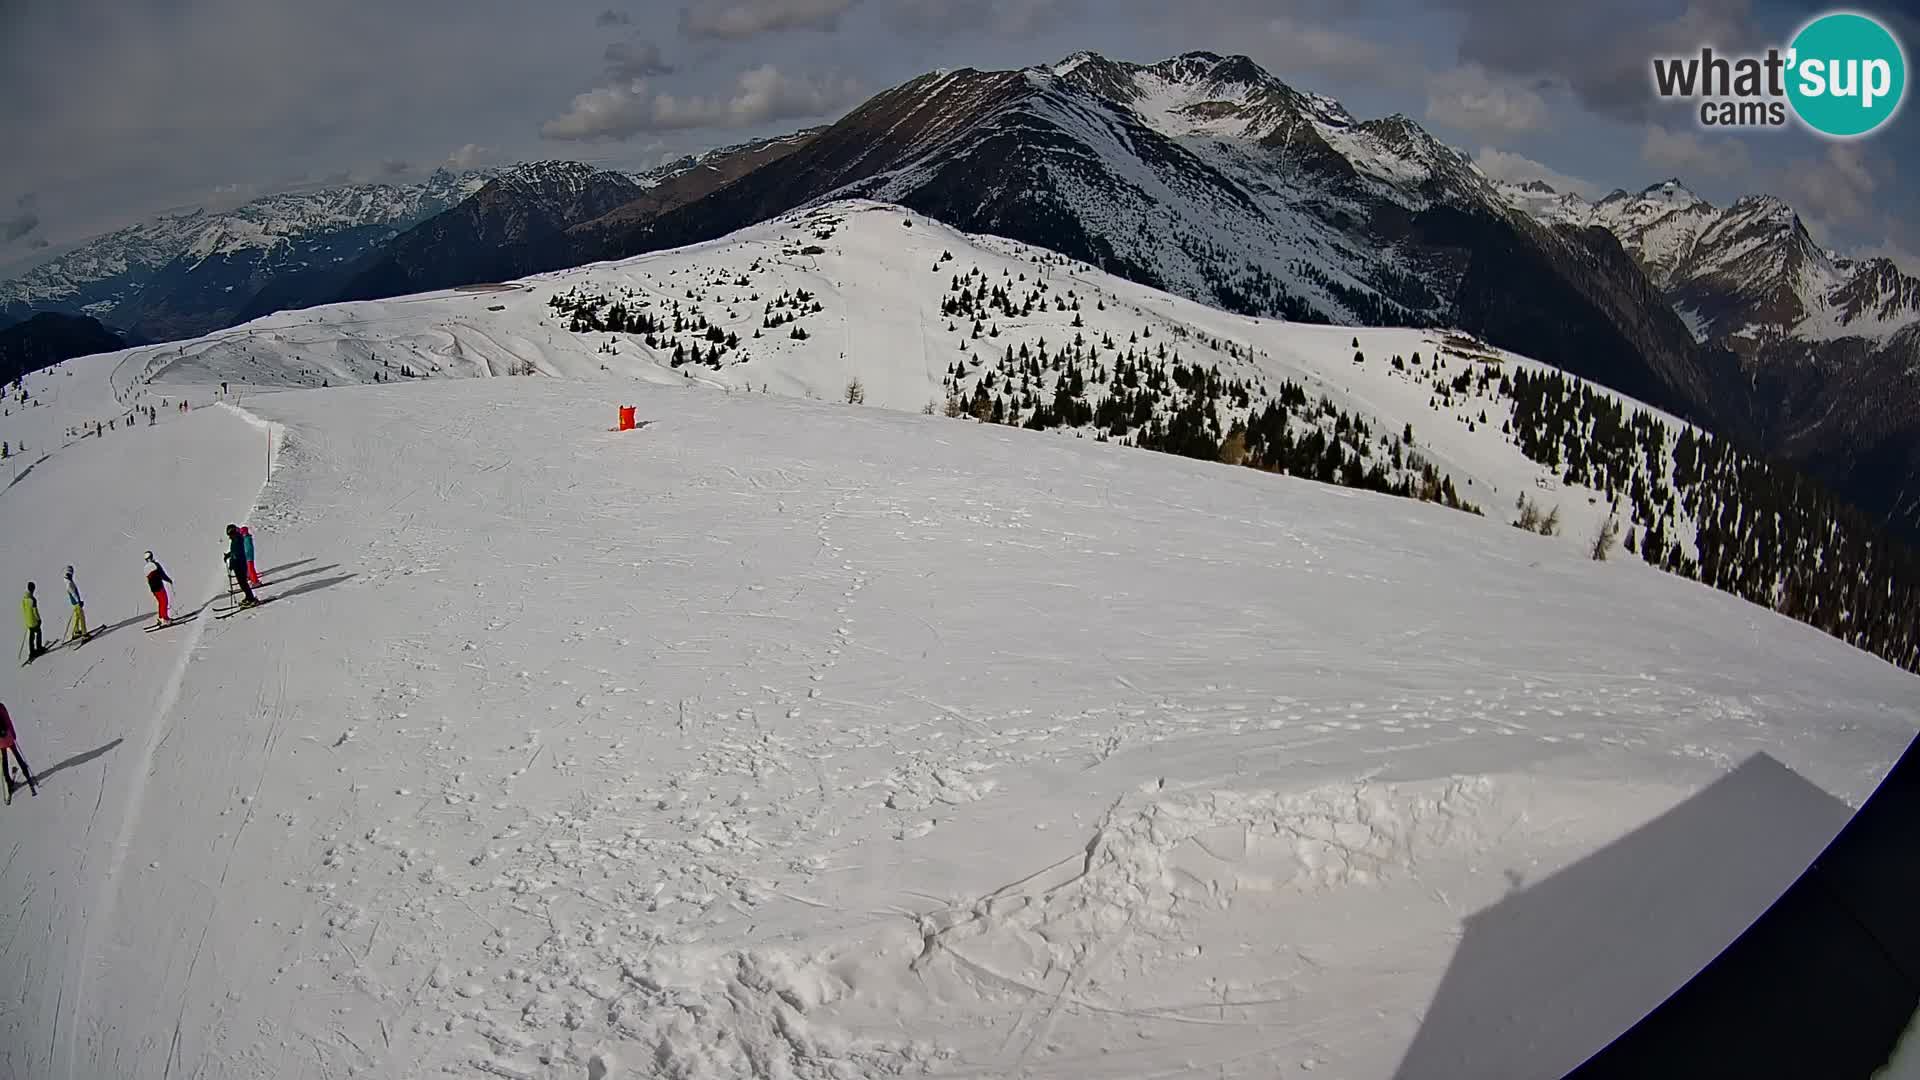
1, 350, 1915, 1078
92, 200, 1699, 557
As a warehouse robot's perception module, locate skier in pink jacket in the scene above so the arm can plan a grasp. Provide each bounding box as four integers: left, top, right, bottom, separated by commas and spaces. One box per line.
0, 701, 37, 804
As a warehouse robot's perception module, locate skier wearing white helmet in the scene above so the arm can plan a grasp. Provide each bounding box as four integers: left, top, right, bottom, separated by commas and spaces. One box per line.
64, 565, 88, 644
144, 552, 173, 628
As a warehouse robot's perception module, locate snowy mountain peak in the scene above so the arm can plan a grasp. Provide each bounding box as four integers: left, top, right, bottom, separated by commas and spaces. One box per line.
1052, 50, 1100, 77
1726, 193, 1797, 226
1640, 178, 1703, 205
1506, 175, 1920, 352
1356, 113, 1433, 147
493, 160, 615, 193
1147, 51, 1269, 90
1046, 49, 1370, 143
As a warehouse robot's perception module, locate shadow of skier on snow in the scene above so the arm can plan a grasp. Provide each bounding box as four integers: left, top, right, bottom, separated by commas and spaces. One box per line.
35, 737, 124, 786
256, 558, 317, 579
1, 453, 53, 496
262, 573, 357, 606
82, 605, 209, 645
258, 563, 340, 589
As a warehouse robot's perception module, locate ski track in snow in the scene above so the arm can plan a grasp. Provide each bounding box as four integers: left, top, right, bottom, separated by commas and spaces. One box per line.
0, 402, 270, 1079
0, 219, 1915, 1078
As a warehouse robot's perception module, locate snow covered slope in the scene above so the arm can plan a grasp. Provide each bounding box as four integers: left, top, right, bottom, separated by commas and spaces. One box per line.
104, 201, 1704, 558
2, 203, 1915, 1078
48, 202, 1920, 677
1, 334, 1915, 1079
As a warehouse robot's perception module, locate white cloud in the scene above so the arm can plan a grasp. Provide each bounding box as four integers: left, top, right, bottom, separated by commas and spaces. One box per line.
1471, 147, 1601, 198
604, 38, 674, 80
891, 0, 1079, 36
1853, 239, 1920, 276
204, 182, 263, 210
1, 212, 39, 244
542, 65, 862, 141
446, 144, 493, 169
1254, 14, 1432, 91
1786, 143, 1878, 224
681, 0, 858, 39
1, 192, 40, 245
1639, 124, 1752, 181
1425, 64, 1549, 135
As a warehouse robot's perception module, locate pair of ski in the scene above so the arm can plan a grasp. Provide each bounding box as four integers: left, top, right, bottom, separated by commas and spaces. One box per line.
215, 590, 274, 619
140, 594, 271, 633
2, 772, 33, 806
17, 636, 81, 666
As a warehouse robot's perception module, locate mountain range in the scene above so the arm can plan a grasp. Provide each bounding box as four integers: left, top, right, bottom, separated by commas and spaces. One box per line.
2, 49, 1916, 537
332, 132, 818, 304
1499, 176, 1920, 536
0, 169, 495, 340
568, 52, 1738, 427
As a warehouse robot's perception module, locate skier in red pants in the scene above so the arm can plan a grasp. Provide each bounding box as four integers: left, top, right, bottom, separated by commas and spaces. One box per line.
241, 525, 261, 588
144, 551, 173, 626
0, 701, 37, 804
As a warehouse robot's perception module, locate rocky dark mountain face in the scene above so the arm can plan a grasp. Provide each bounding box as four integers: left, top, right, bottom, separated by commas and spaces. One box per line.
0, 313, 128, 384
334, 162, 649, 303
585, 53, 1731, 441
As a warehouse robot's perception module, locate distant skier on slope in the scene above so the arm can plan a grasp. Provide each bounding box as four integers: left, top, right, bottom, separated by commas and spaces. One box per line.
21, 583, 43, 661
225, 525, 258, 607
0, 701, 37, 804
64, 566, 88, 643
240, 525, 261, 588
145, 552, 173, 626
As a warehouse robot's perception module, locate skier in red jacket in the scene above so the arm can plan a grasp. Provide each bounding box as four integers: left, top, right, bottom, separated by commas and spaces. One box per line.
145, 551, 173, 626
0, 702, 37, 804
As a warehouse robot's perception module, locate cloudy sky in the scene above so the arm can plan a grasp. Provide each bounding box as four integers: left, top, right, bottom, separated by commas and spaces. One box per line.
1, 0, 1915, 276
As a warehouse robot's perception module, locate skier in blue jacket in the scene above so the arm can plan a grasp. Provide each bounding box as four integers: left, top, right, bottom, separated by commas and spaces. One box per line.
225, 525, 258, 606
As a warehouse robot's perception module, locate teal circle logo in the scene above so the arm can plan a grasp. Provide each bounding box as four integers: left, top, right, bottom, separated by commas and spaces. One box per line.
1787, 12, 1906, 137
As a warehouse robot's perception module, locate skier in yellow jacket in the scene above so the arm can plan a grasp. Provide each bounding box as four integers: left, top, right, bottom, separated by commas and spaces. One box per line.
22, 582, 43, 661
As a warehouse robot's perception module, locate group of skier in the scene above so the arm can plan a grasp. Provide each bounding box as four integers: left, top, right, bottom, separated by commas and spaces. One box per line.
21, 525, 261, 659
10, 526, 265, 803
136, 524, 262, 631
19, 566, 87, 663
